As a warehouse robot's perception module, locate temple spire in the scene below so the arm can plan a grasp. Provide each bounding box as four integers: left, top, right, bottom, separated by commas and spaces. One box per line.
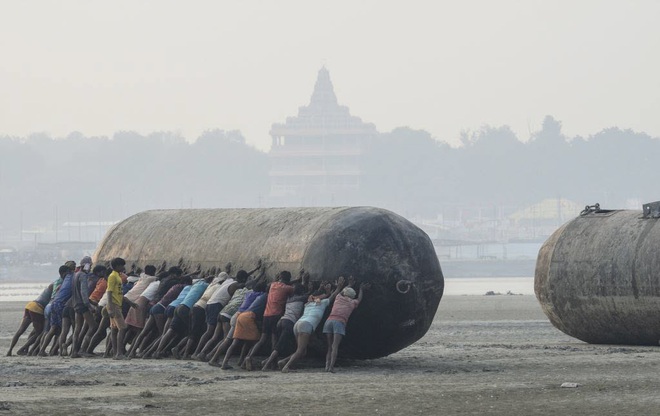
309, 66, 338, 108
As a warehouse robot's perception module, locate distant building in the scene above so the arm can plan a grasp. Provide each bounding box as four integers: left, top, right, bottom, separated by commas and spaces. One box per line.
268, 67, 378, 203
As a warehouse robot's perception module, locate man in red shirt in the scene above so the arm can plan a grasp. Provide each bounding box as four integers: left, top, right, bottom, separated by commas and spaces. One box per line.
244, 269, 307, 370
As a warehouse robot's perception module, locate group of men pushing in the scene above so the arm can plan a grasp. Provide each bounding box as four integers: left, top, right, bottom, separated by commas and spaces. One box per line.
7, 256, 370, 373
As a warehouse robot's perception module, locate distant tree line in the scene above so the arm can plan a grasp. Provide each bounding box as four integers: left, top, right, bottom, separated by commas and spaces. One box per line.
361, 116, 659, 217
0, 129, 269, 235
0, 116, 658, 237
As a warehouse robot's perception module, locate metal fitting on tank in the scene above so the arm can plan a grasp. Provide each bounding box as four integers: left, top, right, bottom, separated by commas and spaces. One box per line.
396, 280, 413, 294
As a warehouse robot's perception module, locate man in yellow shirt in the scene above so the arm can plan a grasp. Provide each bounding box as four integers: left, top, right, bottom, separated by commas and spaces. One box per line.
107, 257, 127, 359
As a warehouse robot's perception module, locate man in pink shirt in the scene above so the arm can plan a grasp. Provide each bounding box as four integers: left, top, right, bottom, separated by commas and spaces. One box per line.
322, 278, 371, 373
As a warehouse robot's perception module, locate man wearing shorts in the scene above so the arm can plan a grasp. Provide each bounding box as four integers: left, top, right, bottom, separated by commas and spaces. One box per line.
6, 280, 55, 356
157, 276, 209, 359
38, 265, 74, 356
261, 282, 308, 370
106, 257, 128, 359
323, 280, 371, 372
244, 270, 303, 370
280, 277, 345, 373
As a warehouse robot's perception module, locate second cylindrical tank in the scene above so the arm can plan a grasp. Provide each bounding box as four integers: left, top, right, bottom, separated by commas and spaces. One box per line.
536, 206, 660, 345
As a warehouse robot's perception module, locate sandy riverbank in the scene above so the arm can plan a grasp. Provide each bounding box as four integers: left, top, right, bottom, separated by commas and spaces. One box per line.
1, 295, 659, 415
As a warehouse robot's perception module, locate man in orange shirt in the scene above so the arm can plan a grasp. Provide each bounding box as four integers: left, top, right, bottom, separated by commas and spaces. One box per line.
244, 269, 307, 370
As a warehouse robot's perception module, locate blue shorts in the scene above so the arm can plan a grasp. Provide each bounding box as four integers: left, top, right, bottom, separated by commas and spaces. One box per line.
165, 305, 176, 318
322, 319, 346, 336
150, 303, 166, 316
293, 320, 314, 336
170, 305, 191, 335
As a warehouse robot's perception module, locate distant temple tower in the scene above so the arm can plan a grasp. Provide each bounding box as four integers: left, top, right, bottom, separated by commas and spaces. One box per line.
269, 68, 378, 202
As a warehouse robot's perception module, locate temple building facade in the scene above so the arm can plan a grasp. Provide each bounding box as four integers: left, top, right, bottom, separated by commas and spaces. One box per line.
268, 68, 378, 204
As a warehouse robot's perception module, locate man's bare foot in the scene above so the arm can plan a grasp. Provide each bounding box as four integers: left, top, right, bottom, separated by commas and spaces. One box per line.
261, 359, 276, 371
171, 347, 181, 360
220, 364, 233, 370
16, 349, 28, 356
281, 366, 290, 373
245, 357, 253, 371
208, 360, 220, 367
197, 353, 208, 362
277, 359, 287, 370
6, 351, 11, 357
113, 354, 127, 360
70, 352, 81, 358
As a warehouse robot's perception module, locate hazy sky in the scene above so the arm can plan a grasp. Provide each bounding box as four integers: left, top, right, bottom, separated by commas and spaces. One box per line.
1, 1, 658, 150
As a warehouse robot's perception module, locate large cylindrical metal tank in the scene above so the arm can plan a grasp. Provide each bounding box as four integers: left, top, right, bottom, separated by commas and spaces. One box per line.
93, 207, 444, 358
535, 206, 660, 345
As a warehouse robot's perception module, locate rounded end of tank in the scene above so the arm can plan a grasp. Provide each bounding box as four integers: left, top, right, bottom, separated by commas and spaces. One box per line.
303, 207, 444, 358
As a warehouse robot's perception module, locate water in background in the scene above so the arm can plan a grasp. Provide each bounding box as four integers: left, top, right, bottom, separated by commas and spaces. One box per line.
443, 277, 534, 296
1, 282, 50, 302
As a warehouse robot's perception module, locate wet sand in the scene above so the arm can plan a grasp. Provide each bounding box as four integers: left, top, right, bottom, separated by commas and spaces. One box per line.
1, 295, 659, 415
